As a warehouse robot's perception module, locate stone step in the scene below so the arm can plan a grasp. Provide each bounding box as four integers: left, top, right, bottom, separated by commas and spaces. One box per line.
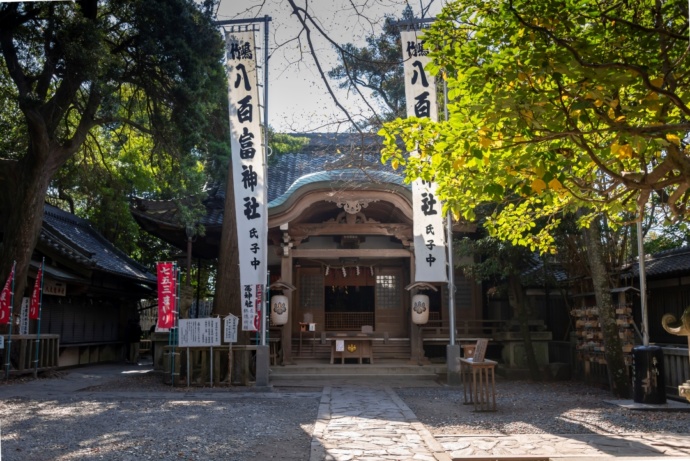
269, 359, 445, 376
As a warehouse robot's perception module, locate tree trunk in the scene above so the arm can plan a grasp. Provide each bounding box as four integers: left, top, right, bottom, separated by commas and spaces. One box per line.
0, 157, 59, 331
583, 219, 631, 398
508, 273, 541, 381
212, 166, 246, 343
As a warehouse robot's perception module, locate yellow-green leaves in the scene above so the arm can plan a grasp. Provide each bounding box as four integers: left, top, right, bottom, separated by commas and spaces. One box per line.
666, 134, 681, 146
610, 142, 633, 159
379, 0, 690, 253
531, 178, 547, 193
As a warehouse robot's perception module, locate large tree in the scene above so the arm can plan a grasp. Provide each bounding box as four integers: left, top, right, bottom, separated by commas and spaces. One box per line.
328, 5, 414, 130
380, 0, 690, 397
0, 0, 227, 306
382, 0, 690, 244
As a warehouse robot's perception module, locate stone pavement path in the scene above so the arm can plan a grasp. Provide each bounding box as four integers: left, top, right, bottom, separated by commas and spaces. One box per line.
308, 382, 690, 461
436, 433, 690, 459
311, 386, 451, 461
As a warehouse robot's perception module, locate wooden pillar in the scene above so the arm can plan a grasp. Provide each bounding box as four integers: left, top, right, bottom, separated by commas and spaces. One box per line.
408, 248, 424, 364
281, 248, 294, 364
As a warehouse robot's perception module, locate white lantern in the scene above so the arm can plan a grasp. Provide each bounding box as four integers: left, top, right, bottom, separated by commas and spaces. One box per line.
270, 295, 289, 325
411, 293, 430, 325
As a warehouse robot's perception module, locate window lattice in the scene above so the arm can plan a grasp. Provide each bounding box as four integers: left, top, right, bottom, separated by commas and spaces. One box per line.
376, 274, 400, 309
300, 274, 323, 311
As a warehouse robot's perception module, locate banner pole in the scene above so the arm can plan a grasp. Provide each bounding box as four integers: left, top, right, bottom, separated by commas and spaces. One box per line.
171, 262, 180, 387
4, 261, 16, 381
33, 258, 45, 378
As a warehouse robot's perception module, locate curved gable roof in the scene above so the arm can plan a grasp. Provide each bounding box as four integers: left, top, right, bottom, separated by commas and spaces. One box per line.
268, 153, 410, 208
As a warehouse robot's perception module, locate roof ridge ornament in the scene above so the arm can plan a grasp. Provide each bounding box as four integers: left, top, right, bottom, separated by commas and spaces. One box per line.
328, 198, 379, 214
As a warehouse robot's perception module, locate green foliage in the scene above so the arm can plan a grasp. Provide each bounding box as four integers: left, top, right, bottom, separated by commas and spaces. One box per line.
381, 0, 690, 254
0, 0, 229, 267
267, 127, 310, 162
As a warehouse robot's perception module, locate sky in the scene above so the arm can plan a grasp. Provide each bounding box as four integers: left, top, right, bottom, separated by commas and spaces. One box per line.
215, 0, 445, 133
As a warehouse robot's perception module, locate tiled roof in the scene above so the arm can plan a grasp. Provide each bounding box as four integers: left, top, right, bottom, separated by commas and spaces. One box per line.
269, 166, 407, 208
520, 253, 569, 286
131, 134, 405, 228
41, 204, 156, 284
626, 246, 690, 279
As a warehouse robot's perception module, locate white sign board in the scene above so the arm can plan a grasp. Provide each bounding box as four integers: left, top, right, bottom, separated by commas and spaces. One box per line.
19, 297, 30, 335
224, 314, 239, 343
178, 318, 221, 347
44, 279, 66, 296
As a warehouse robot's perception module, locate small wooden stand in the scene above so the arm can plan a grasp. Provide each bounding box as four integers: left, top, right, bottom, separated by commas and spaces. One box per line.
458, 339, 497, 412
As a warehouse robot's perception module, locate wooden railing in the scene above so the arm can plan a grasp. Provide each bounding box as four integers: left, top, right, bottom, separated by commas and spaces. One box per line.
324, 312, 374, 331
0, 334, 60, 376
420, 320, 507, 340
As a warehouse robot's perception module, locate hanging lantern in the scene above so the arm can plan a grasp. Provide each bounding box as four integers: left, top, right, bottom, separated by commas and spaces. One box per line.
270, 294, 289, 325
411, 293, 430, 325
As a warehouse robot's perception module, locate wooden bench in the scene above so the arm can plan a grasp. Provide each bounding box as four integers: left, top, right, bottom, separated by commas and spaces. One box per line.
457, 339, 497, 412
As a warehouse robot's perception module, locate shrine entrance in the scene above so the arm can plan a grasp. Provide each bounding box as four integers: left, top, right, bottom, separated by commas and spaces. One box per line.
324, 285, 375, 331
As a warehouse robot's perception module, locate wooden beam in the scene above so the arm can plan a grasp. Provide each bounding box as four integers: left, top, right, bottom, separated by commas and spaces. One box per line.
291, 248, 411, 258
290, 222, 412, 246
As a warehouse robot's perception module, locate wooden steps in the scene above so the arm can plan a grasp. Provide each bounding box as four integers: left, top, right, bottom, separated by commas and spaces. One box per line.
291, 337, 411, 360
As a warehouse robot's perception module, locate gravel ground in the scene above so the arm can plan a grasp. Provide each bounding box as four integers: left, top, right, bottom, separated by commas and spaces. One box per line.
1, 371, 689, 461
1, 372, 320, 461
397, 379, 690, 436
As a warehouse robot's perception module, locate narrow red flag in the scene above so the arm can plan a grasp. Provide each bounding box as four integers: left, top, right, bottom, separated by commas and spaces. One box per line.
0, 264, 15, 325
157, 262, 176, 329
29, 266, 43, 320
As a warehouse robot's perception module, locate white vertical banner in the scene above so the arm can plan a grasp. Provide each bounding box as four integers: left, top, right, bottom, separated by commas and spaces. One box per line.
225, 29, 267, 330
19, 297, 29, 335
401, 30, 447, 282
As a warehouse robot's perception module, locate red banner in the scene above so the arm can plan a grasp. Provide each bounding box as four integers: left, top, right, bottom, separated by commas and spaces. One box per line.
157, 262, 176, 329
0, 264, 15, 325
29, 267, 43, 320
253, 284, 262, 331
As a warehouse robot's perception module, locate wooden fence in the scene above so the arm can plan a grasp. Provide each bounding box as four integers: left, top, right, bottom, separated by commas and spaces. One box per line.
0, 334, 60, 376
549, 341, 690, 401
661, 345, 690, 399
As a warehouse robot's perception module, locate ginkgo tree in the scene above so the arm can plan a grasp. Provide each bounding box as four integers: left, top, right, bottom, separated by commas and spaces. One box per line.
381, 0, 690, 397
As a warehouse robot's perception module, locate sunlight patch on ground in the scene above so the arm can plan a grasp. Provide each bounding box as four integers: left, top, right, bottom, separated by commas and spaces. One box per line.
120, 369, 154, 375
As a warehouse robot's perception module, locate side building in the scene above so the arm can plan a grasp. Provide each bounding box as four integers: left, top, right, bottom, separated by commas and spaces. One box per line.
1, 204, 156, 369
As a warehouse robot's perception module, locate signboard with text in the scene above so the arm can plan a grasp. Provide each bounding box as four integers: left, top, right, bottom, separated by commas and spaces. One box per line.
224, 314, 239, 343
178, 318, 221, 347
19, 297, 29, 335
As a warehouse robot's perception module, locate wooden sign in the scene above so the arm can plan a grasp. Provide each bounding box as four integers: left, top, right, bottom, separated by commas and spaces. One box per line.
473, 338, 489, 362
